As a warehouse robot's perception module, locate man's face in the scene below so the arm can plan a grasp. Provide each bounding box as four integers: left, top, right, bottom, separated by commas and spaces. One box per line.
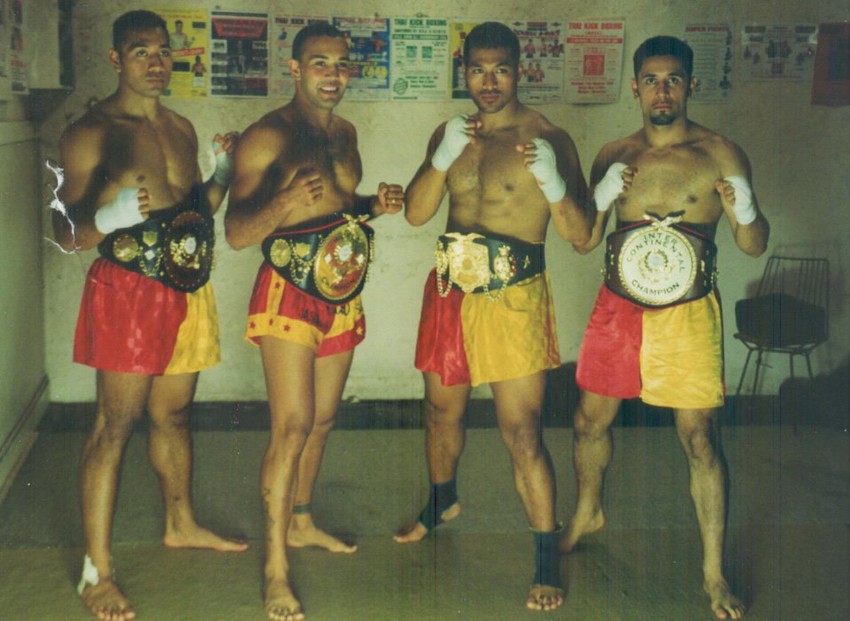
631, 55, 694, 126
464, 46, 518, 114
110, 27, 172, 98
290, 35, 351, 110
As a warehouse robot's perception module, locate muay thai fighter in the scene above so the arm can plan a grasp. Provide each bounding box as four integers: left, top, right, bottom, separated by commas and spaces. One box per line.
224, 22, 404, 621
52, 10, 247, 621
564, 36, 769, 621
393, 22, 590, 613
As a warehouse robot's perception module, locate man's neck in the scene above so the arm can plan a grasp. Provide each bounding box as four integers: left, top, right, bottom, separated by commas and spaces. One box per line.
112, 88, 163, 121
291, 96, 335, 131
478, 100, 522, 132
642, 118, 691, 148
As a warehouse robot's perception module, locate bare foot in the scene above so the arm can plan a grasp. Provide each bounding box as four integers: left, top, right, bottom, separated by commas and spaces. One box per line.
80, 578, 136, 621
163, 523, 249, 552
265, 577, 305, 621
560, 509, 605, 554
705, 579, 745, 620
526, 585, 565, 612
287, 515, 357, 553
392, 502, 461, 543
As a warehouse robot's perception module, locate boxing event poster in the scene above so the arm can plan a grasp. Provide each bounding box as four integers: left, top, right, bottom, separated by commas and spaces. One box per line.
210, 11, 269, 97
389, 16, 450, 101
511, 20, 566, 104
156, 8, 209, 99
270, 15, 330, 99
449, 20, 482, 99
333, 16, 391, 102
563, 19, 625, 104
812, 22, 850, 106
6, 0, 26, 95
684, 23, 733, 103
740, 23, 818, 81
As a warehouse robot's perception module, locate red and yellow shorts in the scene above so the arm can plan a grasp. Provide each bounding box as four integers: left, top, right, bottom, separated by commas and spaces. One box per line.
415, 270, 560, 387
73, 258, 220, 375
576, 286, 724, 409
245, 263, 365, 357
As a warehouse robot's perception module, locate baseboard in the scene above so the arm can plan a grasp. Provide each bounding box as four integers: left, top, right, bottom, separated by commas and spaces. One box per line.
0, 376, 49, 504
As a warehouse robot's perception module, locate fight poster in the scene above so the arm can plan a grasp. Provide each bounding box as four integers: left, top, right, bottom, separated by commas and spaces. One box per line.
740, 23, 818, 81
333, 16, 391, 101
812, 22, 850, 106
449, 20, 483, 99
7, 0, 25, 94
210, 11, 269, 97
683, 23, 733, 103
511, 20, 566, 104
564, 19, 625, 104
270, 14, 330, 99
389, 16, 450, 101
0, 0, 10, 99
156, 8, 209, 98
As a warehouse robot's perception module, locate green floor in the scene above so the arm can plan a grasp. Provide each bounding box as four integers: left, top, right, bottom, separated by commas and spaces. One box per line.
0, 408, 847, 620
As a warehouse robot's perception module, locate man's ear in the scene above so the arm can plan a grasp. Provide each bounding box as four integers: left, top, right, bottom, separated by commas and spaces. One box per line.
688, 76, 697, 97
289, 58, 301, 80
631, 77, 638, 98
109, 48, 121, 72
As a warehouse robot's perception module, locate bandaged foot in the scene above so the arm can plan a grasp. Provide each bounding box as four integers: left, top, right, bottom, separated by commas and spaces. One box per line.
78, 555, 136, 620
393, 479, 461, 543
527, 529, 565, 611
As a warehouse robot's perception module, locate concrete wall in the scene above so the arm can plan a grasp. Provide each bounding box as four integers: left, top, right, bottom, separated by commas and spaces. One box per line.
39, 0, 850, 402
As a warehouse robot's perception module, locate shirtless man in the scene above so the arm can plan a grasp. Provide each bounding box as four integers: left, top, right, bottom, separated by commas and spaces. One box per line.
564, 36, 769, 620
393, 22, 589, 612
224, 23, 403, 621
52, 10, 247, 621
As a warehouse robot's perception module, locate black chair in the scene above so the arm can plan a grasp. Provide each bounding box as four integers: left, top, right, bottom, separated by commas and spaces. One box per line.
733, 257, 829, 428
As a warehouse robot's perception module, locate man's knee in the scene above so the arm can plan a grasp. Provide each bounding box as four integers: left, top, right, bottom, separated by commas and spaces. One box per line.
573, 399, 616, 439
676, 412, 720, 462
499, 420, 544, 462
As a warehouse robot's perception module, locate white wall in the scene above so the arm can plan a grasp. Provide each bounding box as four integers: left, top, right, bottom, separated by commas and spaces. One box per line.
40, 0, 850, 402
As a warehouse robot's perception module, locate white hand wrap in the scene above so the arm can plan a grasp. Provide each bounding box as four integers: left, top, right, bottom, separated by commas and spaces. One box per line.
529, 138, 567, 203
724, 175, 756, 225
593, 162, 628, 212
94, 187, 144, 234
431, 115, 471, 172
212, 137, 235, 186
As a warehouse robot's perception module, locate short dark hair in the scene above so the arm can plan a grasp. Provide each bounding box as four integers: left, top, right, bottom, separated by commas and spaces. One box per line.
633, 36, 694, 78
292, 23, 345, 61
463, 21, 520, 69
112, 10, 167, 52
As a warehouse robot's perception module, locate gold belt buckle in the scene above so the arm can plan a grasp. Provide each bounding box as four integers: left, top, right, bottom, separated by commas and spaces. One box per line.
442, 233, 490, 293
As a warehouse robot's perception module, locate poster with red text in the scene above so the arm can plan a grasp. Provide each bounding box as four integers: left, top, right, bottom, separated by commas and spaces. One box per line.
564, 19, 625, 104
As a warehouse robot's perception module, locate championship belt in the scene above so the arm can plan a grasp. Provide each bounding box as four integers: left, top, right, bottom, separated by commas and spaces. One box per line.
604, 212, 717, 308
434, 232, 545, 302
98, 189, 214, 293
262, 214, 374, 305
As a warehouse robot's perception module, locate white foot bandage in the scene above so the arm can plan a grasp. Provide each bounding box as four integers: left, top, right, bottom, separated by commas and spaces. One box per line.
77, 554, 101, 595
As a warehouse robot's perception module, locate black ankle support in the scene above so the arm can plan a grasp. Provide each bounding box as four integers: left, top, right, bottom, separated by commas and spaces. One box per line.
532, 529, 562, 588
417, 479, 458, 531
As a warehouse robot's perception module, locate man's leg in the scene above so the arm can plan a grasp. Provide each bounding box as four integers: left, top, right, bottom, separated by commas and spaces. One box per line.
393, 371, 469, 543
491, 372, 561, 612
259, 336, 318, 621
561, 391, 621, 553
674, 408, 745, 621
287, 349, 357, 553
146, 372, 248, 552
79, 370, 152, 621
